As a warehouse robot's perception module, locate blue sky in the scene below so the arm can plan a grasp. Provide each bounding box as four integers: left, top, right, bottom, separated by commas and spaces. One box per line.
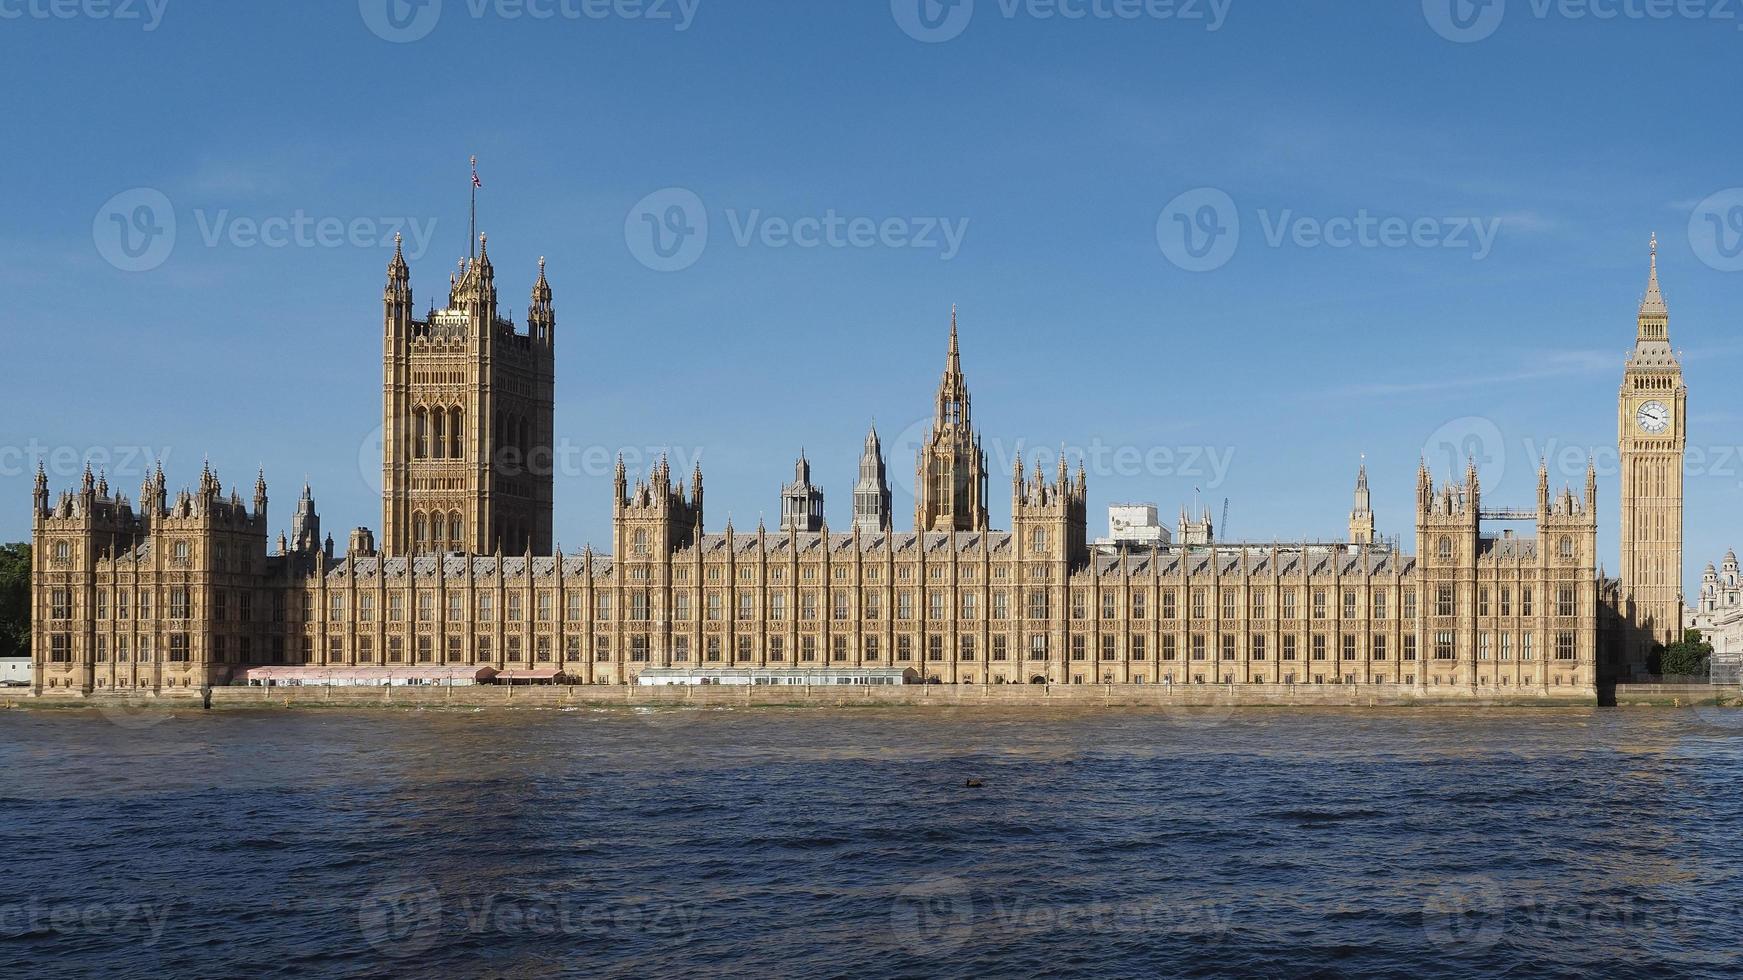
4, 0, 1743, 589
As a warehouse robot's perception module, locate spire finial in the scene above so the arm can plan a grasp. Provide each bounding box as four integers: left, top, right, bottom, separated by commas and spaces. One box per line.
1640, 232, 1667, 320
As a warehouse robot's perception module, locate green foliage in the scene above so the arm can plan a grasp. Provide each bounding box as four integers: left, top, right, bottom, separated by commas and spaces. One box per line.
1655, 628, 1714, 679
0, 543, 29, 659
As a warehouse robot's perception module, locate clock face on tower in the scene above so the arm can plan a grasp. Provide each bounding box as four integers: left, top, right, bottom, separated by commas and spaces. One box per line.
1636, 400, 1671, 435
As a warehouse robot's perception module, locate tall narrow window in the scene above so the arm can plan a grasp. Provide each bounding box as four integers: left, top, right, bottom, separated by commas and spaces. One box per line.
414, 408, 429, 459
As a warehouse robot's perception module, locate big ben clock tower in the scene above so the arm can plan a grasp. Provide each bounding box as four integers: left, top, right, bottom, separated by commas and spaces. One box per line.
1618, 234, 1687, 658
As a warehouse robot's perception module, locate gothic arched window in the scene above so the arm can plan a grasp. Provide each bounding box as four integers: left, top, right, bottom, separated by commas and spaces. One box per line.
413, 512, 429, 552
1437, 536, 1452, 559
430, 514, 445, 552
1558, 536, 1573, 559
449, 408, 464, 459
413, 408, 429, 459
449, 512, 463, 551
432, 409, 448, 460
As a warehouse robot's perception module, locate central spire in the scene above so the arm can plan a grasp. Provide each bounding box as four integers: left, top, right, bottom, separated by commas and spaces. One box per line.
916, 306, 989, 533
948, 303, 960, 373
1641, 232, 1667, 318
936, 304, 969, 429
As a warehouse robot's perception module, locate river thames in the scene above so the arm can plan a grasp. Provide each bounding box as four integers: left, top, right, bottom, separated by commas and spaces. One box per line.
1, 706, 1739, 978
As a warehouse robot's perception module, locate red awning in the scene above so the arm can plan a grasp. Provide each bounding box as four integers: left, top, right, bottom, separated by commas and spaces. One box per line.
244, 666, 498, 682
495, 668, 563, 681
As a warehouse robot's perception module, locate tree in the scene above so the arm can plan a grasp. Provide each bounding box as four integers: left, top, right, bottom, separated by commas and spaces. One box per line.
0, 543, 28, 659
1655, 628, 1714, 679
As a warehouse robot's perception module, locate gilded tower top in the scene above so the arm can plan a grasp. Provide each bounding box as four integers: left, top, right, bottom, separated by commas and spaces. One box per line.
1629, 234, 1678, 368
1640, 232, 1667, 320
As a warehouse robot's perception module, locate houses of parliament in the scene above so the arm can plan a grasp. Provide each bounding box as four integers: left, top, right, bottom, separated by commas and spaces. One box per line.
26, 232, 1692, 698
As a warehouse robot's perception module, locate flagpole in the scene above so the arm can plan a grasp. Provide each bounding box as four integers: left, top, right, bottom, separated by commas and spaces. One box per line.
469, 155, 477, 260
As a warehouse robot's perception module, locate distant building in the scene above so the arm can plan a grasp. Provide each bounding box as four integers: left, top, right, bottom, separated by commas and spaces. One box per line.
1096, 504, 1170, 549
1691, 551, 1742, 684
0, 657, 29, 686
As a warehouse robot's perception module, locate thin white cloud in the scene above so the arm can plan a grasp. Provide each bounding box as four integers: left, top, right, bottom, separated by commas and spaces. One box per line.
1324, 349, 1616, 398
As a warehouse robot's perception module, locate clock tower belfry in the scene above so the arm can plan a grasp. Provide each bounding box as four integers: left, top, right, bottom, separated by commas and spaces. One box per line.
1618, 234, 1687, 659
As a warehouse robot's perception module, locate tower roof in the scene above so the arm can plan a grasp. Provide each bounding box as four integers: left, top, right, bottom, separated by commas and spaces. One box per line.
1640, 233, 1667, 317
948, 303, 960, 373
936, 305, 969, 407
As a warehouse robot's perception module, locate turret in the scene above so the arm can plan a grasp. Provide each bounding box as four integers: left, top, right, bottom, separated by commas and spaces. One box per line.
528, 256, 555, 348
291, 482, 321, 555
853, 424, 893, 535
349, 527, 377, 558
614, 456, 703, 556
33, 460, 48, 517
780, 450, 824, 533
386, 233, 412, 303
1013, 449, 1088, 569
384, 232, 413, 349
1348, 459, 1375, 545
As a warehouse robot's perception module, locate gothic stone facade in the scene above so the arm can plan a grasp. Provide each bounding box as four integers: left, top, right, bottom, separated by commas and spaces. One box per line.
33, 238, 1691, 698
